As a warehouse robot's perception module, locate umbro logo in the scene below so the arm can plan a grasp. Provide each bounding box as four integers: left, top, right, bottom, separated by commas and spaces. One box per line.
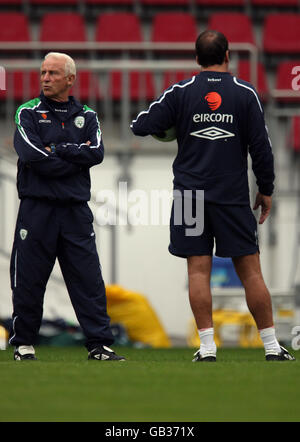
190, 126, 235, 140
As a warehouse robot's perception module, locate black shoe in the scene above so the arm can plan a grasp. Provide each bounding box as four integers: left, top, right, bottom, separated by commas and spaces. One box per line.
266, 345, 295, 361
14, 345, 37, 361
88, 345, 126, 361
192, 349, 216, 362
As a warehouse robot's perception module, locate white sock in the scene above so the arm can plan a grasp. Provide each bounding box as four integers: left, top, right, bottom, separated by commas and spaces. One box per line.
259, 327, 281, 354
198, 327, 216, 355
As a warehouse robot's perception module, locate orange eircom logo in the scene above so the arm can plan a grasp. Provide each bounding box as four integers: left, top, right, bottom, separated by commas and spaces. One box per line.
205, 92, 222, 111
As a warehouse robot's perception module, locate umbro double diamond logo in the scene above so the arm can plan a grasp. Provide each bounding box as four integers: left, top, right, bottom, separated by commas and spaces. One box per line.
190, 126, 235, 140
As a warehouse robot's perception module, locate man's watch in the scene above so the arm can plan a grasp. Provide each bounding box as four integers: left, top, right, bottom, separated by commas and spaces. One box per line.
49, 143, 56, 153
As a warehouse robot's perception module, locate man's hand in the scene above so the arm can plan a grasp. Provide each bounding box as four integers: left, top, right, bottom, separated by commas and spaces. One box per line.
45, 141, 90, 153
253, 192, 272, 224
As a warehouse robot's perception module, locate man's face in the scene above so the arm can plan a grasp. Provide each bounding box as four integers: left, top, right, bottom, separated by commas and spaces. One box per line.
40, 56, 75, 101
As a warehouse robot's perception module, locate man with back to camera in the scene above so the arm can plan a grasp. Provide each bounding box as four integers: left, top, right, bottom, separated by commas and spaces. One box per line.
131, 30, 295, 362
9, 52, 125, 361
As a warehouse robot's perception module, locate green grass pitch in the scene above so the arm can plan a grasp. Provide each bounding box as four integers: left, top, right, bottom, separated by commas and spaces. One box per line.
0, 346, 299, 422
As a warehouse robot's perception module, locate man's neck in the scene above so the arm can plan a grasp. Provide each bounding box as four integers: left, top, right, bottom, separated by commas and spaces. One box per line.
43, 94, 70, 105
49, 96, 69, 103
201, 64, 228, 73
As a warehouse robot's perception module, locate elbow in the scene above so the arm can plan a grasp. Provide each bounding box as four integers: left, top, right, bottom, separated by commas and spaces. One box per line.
97, 152, 104, 165
90, 148, 104, 166
97, 146, 104, 163
130, 125, 148, 137
130, 123, 141, 136
19, 152, 49, 164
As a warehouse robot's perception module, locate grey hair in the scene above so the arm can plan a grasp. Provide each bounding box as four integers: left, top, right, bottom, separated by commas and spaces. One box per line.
44, 52, 76, 77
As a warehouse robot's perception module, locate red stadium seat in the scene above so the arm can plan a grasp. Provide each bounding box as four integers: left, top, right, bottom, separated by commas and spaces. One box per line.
263, 14, 300, 54
110, 71, 155, 101
86, 0, 133, 3
275, 61, 300, 103
95, 14, 151, 100
39, 13, 86, 42
197, 0, 244, 5
0, 13, 30, 42
236, 60, 268, 101
29, 0, 78, 4
251, 0, 298, 6
0, 71, 40, 101
70, 71, 101, 101
0, 0, 22, 4
141, 0, 189, 4
289, 116, 300, 152
95, 13, 142, 42
207, 13, 255, 45
151, 13, 197, 42
151, 14, 197, 101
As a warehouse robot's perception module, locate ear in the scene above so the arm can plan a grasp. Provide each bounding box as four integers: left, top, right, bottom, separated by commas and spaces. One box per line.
67, 74, 76, 87
225, 50, 230, 64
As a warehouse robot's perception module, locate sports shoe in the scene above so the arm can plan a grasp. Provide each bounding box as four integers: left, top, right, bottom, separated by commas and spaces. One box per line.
88, 345, 126, 361
265, 345, 295, 361
192, 349, 216, 362
14, 345, 37, 361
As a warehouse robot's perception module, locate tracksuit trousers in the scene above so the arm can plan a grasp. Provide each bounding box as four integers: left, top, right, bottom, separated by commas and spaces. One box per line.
9, 197, 114, 351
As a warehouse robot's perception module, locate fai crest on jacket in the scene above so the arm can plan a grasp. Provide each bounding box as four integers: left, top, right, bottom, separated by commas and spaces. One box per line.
74, 116, 85, 128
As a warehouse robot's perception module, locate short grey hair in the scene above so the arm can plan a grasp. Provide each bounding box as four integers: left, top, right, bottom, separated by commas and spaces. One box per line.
44, 52, 76, 77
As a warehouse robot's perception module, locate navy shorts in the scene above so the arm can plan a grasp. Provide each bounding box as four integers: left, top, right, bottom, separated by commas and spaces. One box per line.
169, 200, 259, 258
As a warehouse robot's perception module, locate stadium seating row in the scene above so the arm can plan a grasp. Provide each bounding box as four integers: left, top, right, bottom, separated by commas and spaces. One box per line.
0, 11, 300, 55
0, 0, 298, 6
0, 59, 298, 103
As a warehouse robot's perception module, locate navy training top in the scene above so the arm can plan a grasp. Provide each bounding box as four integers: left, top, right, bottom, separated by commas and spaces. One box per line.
14, 92, 103, 203
131, 71, 275, 205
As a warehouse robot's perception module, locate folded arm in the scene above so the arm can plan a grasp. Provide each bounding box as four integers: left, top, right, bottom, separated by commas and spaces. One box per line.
14, 108, 81, 177
55, 111, 104, 167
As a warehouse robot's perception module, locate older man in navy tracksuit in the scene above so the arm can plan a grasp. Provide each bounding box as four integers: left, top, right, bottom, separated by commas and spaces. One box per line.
131, 31, 295, 362
10, 52, 125, 361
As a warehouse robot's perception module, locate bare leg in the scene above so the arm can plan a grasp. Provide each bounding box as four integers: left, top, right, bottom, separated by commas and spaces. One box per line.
232, 252, 274, 330
187, 255, 213, 329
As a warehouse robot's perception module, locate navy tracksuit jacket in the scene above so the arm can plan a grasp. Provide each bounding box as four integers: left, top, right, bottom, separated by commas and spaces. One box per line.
9, 92, 114, 350
131, 71, 275, 205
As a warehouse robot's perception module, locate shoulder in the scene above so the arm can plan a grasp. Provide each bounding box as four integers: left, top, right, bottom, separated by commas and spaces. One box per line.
232, 76, 258, 97
157, 75, 197, 104
15, 97, 41, 124
231, 76, 262, 111
82, 104, 99, 120
69, 96, 97, 118
82, 104, 97, 114
81, 104, 101, 129
166, 75, 197, 93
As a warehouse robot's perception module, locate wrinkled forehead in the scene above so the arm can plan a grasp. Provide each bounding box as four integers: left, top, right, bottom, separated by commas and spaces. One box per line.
41, 56, 66, 74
